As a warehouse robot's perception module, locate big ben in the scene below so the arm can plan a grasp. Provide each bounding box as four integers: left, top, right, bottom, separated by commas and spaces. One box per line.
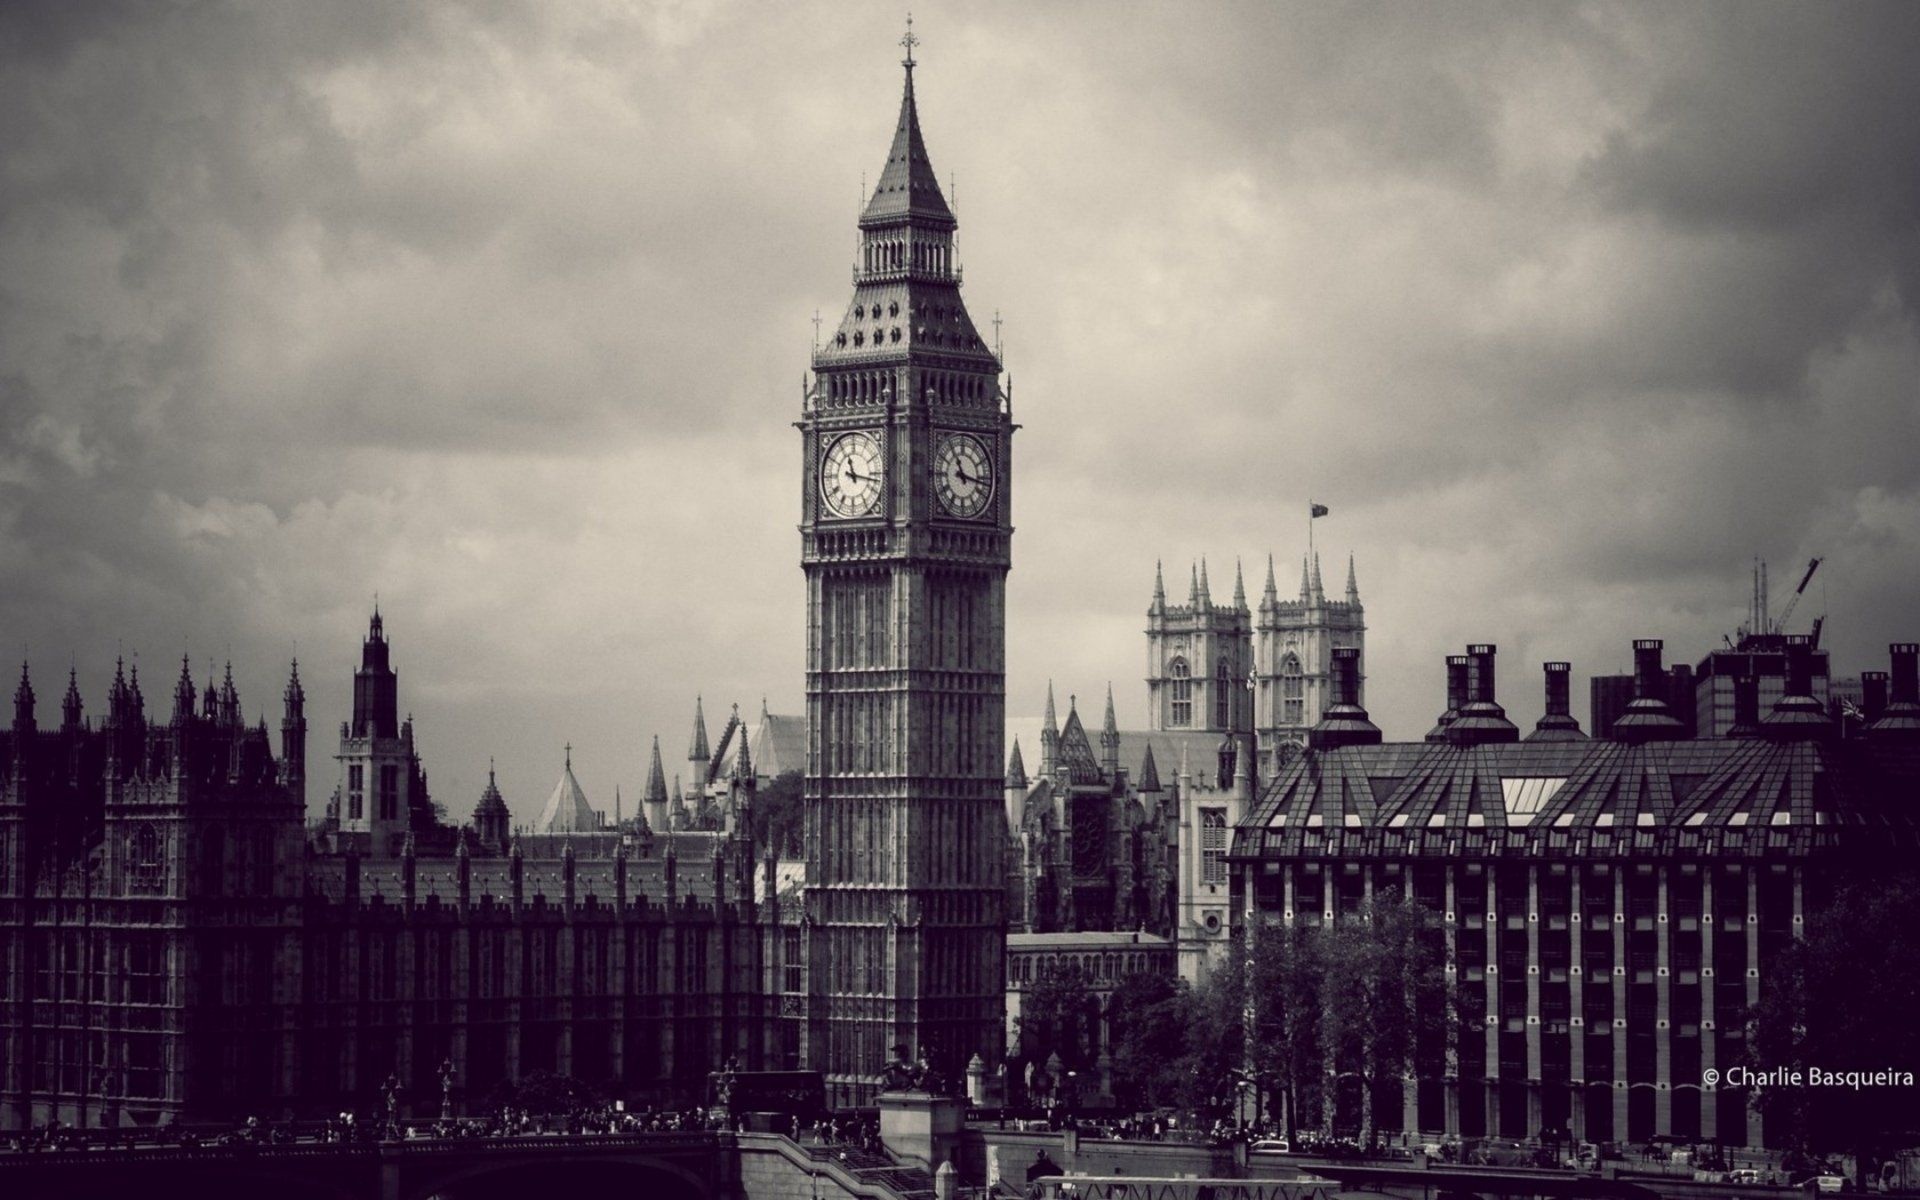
800, 26, 1011, 1101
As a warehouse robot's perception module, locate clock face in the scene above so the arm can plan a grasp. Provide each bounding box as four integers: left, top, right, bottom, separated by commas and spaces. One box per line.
933, 432, 994, 518
821, 431, 884, 518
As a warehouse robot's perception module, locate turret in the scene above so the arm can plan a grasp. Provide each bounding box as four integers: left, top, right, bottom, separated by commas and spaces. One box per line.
644, 735, 670, 832
1040, 681, 1060, 777
218, 660, 239, 729
280, 659, 307, 798
1136, 742, 1162, 793
171, 654, 196, 727
1099, 684, 1120, 778
351, 607, 399, 739
61, 666, 83, 733
473, 759, 510, 854
688, 695, 711, 794
13, 660, 35, 738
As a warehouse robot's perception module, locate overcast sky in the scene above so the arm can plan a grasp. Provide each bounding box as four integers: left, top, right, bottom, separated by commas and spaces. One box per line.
3, 2, 1917, 825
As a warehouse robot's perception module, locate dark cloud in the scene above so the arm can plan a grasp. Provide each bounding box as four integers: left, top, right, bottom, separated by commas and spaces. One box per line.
0, 1, 1915, 816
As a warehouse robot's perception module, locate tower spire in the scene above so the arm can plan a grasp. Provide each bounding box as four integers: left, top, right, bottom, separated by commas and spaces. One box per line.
1262, 553, 1279, 609
1232, 558, 1247, 610
1199, 558, 1212, 608
1299, 555, 1311, 603
1188, 562, 1200, 607
1149, 560, 1166, 616
1345, 553, 1359, 603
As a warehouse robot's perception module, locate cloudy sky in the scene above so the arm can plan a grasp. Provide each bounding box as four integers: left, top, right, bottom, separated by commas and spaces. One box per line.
3, 1, 1917, 825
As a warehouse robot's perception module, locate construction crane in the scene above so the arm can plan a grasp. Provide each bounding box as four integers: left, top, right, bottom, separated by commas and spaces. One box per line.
1774, 556, 1823, 635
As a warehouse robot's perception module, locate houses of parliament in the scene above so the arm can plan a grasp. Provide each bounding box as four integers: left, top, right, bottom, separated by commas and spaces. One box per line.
5, 33, 1920, 1157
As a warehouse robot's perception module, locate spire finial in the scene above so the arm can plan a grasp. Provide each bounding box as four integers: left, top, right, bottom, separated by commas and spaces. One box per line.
900, 11, 918, 70
564, 742, 572, 770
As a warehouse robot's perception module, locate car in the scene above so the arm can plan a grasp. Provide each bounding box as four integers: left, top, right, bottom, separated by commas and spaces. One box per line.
1794, 1175, 1845, 1193
1250, 1139, 1292, 1155
1730, 1169, 1764, 1185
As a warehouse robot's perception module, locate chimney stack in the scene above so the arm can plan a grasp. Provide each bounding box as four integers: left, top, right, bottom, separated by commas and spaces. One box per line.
1447, 644, 1519, 746
1868, 643, 1920, 740
1760, 634, 1831, 741
1309, 648, 1381, 750
1611, 640, 1686, 743
1526, 661, 1586, 742
1426, 655, 1470, 743
1861, 671, 1889, 726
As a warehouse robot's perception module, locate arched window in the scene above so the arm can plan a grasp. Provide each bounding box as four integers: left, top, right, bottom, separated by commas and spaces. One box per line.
1216, 655, 1233, 729
127, 824, 165, 896
1281, 653, 1304, 725
1169, 657, 1192, 727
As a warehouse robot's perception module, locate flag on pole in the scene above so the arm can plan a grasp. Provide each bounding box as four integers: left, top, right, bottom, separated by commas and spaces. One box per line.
1310, 502, 1329, 518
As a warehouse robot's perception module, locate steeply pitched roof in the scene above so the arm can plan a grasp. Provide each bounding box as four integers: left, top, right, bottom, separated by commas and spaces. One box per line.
538, 755, 600, 834
1055, 705, 1104, 785
749, 711, 806, 778
860, 62, 954, 227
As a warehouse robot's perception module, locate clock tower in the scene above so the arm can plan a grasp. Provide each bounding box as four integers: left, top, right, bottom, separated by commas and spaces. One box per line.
800, 28, 1012, 1101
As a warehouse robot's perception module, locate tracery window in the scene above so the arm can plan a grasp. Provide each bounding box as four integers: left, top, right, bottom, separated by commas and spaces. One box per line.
1281, 653, 1304, 725
127, 823, 165, 896
1169, 657, 1192, 727
1201, 808, 1228, 885
1216, 655, 1233, 728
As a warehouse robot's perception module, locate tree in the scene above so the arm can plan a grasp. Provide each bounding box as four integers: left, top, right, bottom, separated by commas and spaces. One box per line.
1107, 970, 1189, 1108
1018, 962, 1099, 1072
479, 1070, 606, 1117
1746, 869, 1920, 1165
750, 769, 804, 858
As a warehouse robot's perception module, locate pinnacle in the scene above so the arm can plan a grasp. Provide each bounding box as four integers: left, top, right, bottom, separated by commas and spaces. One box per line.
1232, 558, 1247, 609
860, 41, 954, 228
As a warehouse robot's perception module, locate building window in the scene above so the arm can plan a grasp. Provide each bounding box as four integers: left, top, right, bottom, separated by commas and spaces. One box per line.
783, 928, 803, 994
1216, 656, 1233, 728
1201, 808, 1227, 885
1170, 657, 1192, 727
380, 763, 400, 821
126, 824, 165, 896
1281, 654, 1304, 724
348, 764, 364, 821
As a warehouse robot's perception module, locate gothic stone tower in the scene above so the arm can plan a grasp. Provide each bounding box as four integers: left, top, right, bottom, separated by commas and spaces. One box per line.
1145, 559, 1254, 736
801, 35, 1011, 1101
1254, 554, 1366, 774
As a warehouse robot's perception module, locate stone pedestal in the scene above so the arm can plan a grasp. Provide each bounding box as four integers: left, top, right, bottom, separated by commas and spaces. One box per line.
879, 1090, 967, 1173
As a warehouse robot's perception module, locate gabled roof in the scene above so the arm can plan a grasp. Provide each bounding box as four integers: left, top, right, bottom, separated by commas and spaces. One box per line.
1055, 706, 1105, 786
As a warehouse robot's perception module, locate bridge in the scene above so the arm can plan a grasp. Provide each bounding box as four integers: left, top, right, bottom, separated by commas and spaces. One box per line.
0, 1130, 727, 1200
